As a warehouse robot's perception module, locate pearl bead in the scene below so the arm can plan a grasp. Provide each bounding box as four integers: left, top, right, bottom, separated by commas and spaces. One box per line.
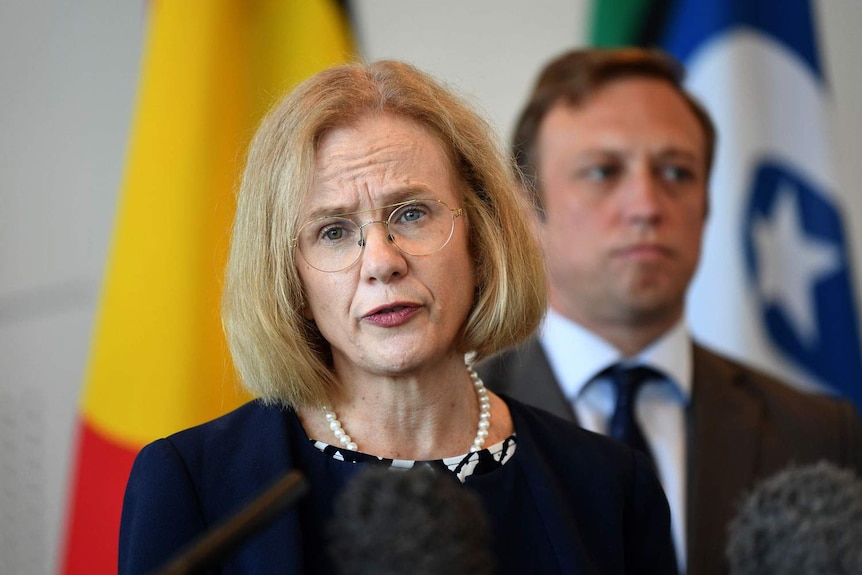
321, 363, 491, 454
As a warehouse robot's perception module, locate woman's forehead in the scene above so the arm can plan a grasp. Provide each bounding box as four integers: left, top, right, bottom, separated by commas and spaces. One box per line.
301, 114, 461, 216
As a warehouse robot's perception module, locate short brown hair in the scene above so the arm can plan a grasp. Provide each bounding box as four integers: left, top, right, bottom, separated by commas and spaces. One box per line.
513, 47, 717, 214
223, 60, 547, 409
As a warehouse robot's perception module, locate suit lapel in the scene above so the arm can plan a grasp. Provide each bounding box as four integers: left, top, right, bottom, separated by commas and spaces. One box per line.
686, 345, 762, 575
501, 337, 578, 423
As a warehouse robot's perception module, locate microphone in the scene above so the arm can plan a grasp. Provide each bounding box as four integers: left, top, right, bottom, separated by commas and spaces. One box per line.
328, 466, 495, 575
148, 470, 308, 575
725, 461, 862, 575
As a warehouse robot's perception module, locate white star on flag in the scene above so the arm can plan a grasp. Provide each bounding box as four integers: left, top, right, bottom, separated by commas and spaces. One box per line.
751, 182, 841, 345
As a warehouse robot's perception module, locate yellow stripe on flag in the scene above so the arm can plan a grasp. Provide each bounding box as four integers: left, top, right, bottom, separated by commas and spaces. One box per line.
63, 2, 353, 573
81, 0, 352, 447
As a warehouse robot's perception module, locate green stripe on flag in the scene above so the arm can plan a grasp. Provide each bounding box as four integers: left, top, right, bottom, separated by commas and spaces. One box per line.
588, 0, 674, 47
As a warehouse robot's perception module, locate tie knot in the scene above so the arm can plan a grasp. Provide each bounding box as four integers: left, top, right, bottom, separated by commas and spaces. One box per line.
604, 364, 660, 401
608, 363, 658, 388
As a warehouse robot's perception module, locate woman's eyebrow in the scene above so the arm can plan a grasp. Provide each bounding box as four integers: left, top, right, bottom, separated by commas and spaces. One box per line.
304, 186, 437, 219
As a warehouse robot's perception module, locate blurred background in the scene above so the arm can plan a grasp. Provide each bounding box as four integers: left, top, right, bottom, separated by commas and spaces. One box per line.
0, 1, 860, 573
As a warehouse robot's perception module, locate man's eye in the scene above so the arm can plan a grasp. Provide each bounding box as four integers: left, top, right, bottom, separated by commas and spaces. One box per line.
659, 165, 695, 182
580, 165, 619, 181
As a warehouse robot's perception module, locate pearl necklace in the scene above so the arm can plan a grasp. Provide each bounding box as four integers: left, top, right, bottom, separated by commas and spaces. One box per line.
322, 365, 492, 453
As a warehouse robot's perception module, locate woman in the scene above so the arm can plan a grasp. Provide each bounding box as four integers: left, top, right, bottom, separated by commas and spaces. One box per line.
120, 60, 676, 575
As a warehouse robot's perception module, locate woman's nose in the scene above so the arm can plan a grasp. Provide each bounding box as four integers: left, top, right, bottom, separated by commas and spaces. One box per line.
358, 222, 407, 282
358, 220, 395, 246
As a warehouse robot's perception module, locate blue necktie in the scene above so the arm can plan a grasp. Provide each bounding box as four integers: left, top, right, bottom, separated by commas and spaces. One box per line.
605, 364, 657, 464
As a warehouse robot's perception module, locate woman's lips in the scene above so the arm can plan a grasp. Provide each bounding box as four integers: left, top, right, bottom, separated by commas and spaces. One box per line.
363, 304, 421, 327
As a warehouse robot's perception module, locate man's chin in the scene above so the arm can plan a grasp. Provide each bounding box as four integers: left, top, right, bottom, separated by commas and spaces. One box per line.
618, 295, 684, 328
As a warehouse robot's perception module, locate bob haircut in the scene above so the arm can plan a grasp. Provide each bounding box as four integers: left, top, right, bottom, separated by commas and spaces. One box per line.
512, 47, 717, 217
223, 60, 547, 409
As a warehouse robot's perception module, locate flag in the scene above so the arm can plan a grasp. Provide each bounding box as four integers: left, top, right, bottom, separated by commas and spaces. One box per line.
589, 0, 862, 410
60, 2, 353, 573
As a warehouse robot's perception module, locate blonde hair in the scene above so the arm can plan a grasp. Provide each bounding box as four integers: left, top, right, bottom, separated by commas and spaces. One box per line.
224, 60, 546, 408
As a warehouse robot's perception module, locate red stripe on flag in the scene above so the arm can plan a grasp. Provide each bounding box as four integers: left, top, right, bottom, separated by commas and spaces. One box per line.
60, 420, 139, 575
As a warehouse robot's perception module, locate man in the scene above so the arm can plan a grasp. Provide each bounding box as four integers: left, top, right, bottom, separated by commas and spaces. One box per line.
477, 48, 862, 575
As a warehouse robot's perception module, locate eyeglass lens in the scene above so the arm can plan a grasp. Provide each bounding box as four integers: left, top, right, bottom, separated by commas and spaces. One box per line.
296, 199, 458, 272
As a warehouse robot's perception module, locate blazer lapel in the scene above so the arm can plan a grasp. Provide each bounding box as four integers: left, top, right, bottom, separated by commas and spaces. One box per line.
686, 345, 762, 575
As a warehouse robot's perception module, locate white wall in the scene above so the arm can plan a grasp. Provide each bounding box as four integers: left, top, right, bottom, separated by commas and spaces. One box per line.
0, 1, 859, 573
0, 2, 143, 573
818, 1, 862, 297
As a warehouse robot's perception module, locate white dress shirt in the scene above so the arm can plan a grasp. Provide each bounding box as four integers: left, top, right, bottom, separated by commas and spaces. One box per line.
539, 308, 691, 573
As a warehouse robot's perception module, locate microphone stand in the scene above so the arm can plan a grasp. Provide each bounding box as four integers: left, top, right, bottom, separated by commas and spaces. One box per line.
148, 470, 308, 575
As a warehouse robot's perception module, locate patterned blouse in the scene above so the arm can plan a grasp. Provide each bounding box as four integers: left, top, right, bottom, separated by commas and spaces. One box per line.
312, 434, 517, 482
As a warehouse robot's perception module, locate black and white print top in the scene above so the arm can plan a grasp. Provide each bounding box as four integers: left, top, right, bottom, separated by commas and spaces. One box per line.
311, 434, 517, 483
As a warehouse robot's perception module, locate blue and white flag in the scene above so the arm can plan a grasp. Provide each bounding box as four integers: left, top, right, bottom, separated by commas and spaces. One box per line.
662, 0, 862, 409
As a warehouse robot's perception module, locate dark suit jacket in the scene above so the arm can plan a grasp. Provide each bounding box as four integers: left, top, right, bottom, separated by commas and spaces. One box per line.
477, 337, 862, 575
120, 396, 677, 575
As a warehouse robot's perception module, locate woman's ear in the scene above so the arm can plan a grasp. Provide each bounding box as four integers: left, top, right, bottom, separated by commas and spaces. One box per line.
302, 302, 314, 321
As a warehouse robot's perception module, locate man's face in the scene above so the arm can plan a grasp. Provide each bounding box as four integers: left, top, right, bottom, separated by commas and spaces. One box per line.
536, 77, 707, 337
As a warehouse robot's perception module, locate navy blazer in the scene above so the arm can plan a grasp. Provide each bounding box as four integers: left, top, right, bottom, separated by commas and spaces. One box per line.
477, 339, 862, 575
120, 396, 677, 575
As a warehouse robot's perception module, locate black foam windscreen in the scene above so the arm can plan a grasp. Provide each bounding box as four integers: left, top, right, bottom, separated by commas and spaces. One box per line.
328, 466, 495, 575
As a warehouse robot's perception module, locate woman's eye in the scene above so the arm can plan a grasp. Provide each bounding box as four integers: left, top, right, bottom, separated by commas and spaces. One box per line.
394, 204, 428, 224
323, 227, 345, 240
318, 221, 354, 242
401, 208, 423, 222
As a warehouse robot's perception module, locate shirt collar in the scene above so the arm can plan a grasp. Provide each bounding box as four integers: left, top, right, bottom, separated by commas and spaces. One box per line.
538, 308, 692, 403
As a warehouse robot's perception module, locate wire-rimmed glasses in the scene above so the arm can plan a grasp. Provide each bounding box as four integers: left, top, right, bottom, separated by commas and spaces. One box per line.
293, 198, 464, 273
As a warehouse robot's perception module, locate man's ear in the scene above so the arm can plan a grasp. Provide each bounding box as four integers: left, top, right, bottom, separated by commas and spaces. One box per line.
517, 182, 546, 245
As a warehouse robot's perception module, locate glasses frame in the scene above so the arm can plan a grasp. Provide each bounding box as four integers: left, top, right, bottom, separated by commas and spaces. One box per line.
292, 198, 464, 273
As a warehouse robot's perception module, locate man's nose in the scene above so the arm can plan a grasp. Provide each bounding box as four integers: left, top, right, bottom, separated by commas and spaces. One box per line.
622, 167, 663, 222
